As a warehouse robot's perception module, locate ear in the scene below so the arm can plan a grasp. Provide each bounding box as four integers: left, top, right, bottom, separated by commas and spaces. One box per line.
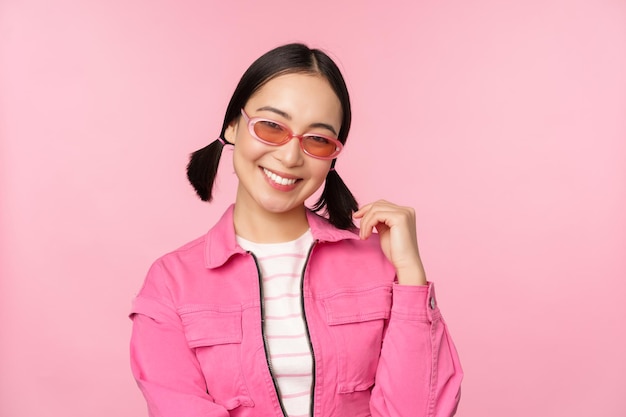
224, 120, 239, 144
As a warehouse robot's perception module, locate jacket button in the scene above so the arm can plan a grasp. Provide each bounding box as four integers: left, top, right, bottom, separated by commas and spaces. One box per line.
429, 297, 436, 310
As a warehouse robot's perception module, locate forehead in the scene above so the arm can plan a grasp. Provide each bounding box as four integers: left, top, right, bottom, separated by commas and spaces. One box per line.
246, 73, 342, 128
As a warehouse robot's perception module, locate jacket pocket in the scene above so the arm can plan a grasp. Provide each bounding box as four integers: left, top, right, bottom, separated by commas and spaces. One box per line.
322, 285, 392, 394
179, 304, 253, 410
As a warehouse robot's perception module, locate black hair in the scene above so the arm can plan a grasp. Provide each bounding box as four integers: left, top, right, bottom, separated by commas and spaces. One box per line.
187, 43, 358, 230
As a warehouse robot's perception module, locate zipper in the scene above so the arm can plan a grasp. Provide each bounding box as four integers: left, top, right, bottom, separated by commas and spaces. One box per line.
300, 241, 317, 417
251, 241, 318, 417
250, 251, 288, 417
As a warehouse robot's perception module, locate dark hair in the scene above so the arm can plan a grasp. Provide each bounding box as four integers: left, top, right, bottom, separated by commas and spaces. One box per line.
187, 43, 358, 229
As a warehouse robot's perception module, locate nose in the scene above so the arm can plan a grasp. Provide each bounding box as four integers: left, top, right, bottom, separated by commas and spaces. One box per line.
274, 135, 304, 167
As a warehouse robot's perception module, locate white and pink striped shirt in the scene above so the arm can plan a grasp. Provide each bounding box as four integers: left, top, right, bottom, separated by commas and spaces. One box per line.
237, 230, 314, 417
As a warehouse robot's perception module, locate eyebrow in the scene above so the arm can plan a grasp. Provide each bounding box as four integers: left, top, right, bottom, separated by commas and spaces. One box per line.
256, 106, 338, 136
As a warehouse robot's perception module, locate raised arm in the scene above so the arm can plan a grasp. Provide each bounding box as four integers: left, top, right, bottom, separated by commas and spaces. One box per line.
355, 200, 463, 416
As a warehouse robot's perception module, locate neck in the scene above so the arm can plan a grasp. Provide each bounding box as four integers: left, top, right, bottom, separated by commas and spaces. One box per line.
233, 202, 309, 244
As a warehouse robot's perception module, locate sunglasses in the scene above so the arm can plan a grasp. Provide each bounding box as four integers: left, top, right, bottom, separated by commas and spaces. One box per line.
240, 109, 343, 160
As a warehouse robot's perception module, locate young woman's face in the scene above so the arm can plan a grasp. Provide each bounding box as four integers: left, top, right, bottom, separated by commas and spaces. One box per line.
225, 72, 342, 218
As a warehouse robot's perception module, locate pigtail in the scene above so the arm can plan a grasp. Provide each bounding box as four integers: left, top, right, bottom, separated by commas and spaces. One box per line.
312, 167, 358, 230
186, 138, 230, 202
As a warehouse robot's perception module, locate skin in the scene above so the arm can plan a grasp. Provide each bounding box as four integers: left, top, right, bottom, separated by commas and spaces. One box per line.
355, 201, 427, 286
225, 72, 426, 286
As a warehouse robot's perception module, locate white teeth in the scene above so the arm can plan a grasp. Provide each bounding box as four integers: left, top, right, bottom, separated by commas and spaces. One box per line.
263, 168, 297, 186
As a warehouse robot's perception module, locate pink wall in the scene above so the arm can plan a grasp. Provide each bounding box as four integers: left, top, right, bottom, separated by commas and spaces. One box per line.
1, 1, 625, 416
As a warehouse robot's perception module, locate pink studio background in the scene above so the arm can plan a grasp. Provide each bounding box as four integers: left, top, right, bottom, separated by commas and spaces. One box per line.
1, 1, 625, 416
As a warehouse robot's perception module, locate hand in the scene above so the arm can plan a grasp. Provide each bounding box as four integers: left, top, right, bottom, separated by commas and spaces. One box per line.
353, 200, 427, 286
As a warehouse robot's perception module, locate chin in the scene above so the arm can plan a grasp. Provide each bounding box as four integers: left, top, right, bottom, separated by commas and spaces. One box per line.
256, 197, 306, 215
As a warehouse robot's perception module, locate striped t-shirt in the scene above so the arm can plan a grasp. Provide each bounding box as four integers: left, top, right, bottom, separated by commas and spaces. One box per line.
236, 230, 314, 417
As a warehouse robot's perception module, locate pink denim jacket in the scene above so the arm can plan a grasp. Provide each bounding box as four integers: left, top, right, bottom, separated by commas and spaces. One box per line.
130, 206, 462, 417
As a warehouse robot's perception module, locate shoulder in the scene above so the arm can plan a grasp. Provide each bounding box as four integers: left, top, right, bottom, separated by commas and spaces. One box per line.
136, 233, 209, 298
307, 209, 387, 261
312, 232, 396, 289
152, 234, 207, 271
319, 232, 388, 265
152, 205, 237, 271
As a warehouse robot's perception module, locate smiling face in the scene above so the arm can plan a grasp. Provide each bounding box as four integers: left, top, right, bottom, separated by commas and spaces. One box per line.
225, 72, 343, 222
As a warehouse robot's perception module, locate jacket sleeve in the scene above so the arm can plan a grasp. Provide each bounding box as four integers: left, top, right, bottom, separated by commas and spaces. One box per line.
369, 282, 463, 417
129, 262, 230, 417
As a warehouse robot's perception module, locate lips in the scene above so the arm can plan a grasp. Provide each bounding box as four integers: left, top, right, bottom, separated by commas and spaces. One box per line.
262, 167, 300, 186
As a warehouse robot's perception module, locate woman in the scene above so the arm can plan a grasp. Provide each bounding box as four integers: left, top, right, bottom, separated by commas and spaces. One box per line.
130, 43, 462, 417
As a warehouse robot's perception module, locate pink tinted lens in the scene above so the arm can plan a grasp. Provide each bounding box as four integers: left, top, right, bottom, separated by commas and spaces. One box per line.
253, 120, 290, 144
301, 136, 339, 158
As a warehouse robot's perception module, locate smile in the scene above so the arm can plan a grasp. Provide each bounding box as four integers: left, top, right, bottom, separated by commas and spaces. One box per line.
262, 168, 299, 186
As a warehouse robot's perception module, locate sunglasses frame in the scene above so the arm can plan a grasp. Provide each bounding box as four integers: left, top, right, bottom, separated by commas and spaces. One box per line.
240, 108, 343, 160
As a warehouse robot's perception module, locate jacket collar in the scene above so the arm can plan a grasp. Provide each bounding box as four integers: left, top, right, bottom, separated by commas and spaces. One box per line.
204, 204, 358, 269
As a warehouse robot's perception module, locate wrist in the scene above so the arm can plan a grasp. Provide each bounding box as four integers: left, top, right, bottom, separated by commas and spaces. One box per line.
395, 261, 427, 286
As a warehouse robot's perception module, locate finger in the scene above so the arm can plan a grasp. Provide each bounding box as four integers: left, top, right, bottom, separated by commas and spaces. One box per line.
353, 201, 379, 218
353, 204, 371, 219
359, 209, 398, 239
356, 200, 416, 239
358, 207, 383, 239
354, 199, 396, 218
